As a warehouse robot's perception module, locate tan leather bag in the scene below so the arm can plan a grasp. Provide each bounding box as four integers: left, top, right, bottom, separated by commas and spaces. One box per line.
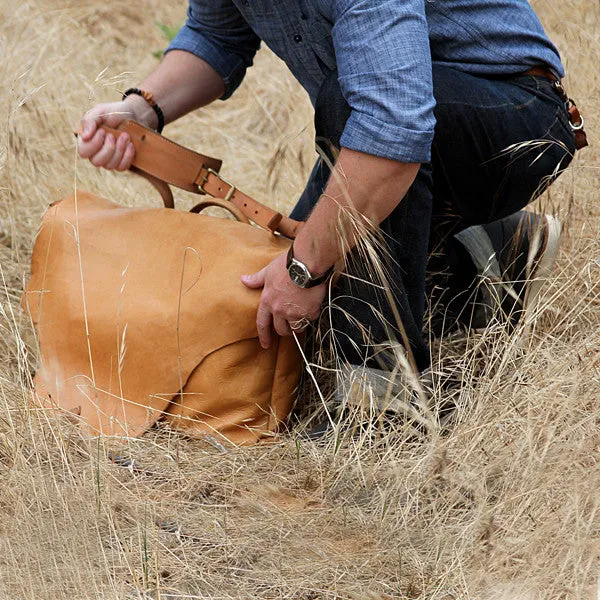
22, 122, 304, 445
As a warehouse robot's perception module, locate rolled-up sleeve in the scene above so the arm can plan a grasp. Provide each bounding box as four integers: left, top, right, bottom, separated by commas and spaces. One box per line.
166, 0, 261, 100
331, 0, 436, 163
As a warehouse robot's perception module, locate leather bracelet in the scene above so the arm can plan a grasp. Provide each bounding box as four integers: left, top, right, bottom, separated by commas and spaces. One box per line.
122, 88, 165, 134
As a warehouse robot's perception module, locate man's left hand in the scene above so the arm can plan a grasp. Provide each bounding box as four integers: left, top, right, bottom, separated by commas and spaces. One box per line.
241, 252, 326, 349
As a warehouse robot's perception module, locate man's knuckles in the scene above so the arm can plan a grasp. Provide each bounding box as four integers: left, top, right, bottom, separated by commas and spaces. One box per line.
78, 129, 105, 159
90, 135, 117, 168
116, 143, 135, 171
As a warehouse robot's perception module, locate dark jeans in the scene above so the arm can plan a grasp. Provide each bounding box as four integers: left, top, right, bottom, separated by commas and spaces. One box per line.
291, 64, 576, 372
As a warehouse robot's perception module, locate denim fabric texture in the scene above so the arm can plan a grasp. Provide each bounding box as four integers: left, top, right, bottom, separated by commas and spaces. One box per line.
167, 1, 574, 371
291, 67, 576, 371
167, 0, 564, 163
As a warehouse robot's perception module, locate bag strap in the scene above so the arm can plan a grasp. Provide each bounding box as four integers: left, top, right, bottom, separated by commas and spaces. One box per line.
77, 120, 303, 239
189, 198, 250, 224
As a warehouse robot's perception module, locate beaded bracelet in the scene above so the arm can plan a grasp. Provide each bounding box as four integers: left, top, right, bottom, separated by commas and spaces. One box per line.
122, 88, 165, 134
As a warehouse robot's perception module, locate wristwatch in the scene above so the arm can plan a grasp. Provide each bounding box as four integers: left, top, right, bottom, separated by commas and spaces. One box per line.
286, 244, 334, 289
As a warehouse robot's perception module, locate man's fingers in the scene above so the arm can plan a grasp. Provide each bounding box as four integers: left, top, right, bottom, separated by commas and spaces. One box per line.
274, 316, 292, 337
104, 133, 130, 170
78, 127, 135, 171
80, 119, 98, 142
79, 105, 110, 141
116, 141, 136, 172
80, 115, 100, 141
256, 305, 273, 349
289, 316, 311, 332
103, 137, 125, 170
78, 128, 106, 159
77, 101, 140, 170
90, 133, 117, 168
241, 268, 266, 289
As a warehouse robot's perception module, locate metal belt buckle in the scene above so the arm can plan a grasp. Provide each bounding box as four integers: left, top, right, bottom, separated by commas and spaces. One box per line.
199, 168, 237, 202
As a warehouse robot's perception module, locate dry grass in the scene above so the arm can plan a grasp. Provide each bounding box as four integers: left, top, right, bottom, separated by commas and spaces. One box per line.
1, 0, 599, 598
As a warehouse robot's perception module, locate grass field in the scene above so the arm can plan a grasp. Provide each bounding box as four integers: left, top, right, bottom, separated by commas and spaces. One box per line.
0, 1, 599, 598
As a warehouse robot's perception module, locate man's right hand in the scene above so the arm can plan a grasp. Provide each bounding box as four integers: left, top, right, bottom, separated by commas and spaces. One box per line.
77, 51, 228, 171
77, 96, 157, 171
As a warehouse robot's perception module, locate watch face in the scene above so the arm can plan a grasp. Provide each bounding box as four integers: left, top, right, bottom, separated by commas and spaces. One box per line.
288, 261, 310, 287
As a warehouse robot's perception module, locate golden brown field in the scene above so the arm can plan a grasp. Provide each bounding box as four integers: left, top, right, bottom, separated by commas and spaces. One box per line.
0, 0, 599, 598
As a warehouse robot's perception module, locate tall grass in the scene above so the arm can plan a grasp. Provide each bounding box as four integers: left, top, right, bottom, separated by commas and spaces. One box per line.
0, 0, 599, 598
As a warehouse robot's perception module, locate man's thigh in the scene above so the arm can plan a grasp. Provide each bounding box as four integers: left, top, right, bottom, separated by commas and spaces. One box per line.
430, 64, 576, 229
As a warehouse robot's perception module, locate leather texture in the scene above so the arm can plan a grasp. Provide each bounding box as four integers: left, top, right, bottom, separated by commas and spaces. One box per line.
23, 191, 302, 445
79, 121, 304, 238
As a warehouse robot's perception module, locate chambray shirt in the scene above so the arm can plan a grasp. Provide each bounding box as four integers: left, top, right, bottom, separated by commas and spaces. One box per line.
166, 0, 564, 164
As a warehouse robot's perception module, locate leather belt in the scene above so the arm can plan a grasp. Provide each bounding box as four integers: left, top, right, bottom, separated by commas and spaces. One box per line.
524, 66, 588, 150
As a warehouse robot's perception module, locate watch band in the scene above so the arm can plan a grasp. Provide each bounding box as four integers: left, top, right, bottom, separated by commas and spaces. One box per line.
286, 244, 334, 288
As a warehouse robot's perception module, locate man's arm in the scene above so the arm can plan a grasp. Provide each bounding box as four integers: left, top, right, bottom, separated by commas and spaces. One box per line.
290, 0, 434, 274
78, 0, 260, 169
78, 51, 226, 169
292, 148, 420, 276
242, 149, 420, 349
133, 50, 227, 126
242, 0, 434, 348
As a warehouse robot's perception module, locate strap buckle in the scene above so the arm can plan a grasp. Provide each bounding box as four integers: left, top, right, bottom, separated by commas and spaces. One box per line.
199, 168, 237, 202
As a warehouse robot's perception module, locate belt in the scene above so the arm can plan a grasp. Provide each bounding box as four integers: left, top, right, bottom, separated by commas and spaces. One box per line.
524, 66, 588, 150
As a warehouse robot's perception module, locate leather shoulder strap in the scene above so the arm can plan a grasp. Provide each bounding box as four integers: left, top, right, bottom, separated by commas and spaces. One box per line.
77, 120, 303, 238
197, 168, 303, 239
101, 120, 222, 194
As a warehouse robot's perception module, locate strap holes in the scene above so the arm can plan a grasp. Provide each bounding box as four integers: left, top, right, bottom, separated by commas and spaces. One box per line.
218, 186, 222, 192
243, 203, 248, 207
140, 134, 146, 142
254, 210, 258, 215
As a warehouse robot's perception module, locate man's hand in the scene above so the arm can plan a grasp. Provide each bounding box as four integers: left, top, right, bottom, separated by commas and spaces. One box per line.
242, 252, 326, 349
77, 96, 159, 171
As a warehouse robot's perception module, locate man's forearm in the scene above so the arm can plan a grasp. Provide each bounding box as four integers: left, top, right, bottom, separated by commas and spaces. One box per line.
129, 50, 226, 127
292, 148, 420, 274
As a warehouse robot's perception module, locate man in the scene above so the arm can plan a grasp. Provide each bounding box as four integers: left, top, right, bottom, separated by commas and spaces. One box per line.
78, 0, 580, 392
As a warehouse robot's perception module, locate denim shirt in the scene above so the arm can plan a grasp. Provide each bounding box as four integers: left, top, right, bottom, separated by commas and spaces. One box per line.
167, 0, 564, 164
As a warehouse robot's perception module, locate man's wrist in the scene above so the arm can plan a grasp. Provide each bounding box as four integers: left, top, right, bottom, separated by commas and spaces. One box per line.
291, 235, 338, 278
286, 243, 334, 288
122, 94, 159, 130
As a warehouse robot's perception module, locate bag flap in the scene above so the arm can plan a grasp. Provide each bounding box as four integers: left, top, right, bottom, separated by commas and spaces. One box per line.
24, 192, 292, 437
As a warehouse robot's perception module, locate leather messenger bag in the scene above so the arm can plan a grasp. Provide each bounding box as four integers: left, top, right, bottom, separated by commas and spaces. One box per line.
22, 121, 305, 445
